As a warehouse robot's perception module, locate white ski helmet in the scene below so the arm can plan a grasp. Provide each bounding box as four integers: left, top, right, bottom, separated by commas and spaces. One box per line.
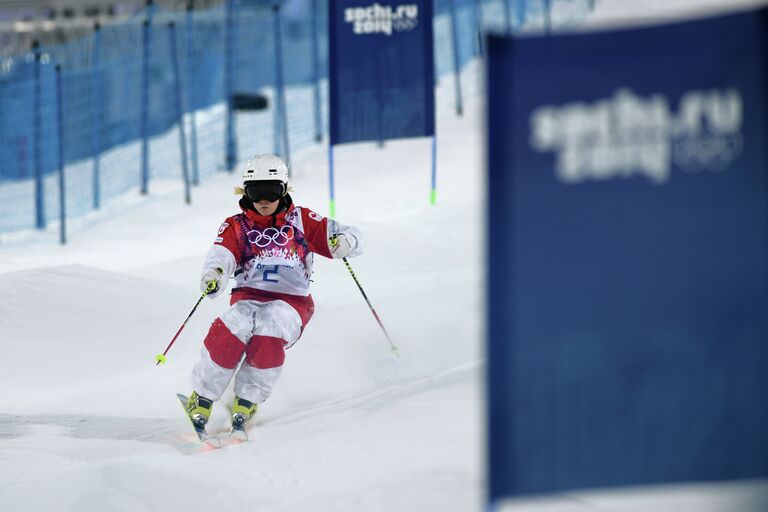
242, 154, 289, 186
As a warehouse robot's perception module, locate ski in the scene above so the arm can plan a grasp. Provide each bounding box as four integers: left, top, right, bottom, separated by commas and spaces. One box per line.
229, 422, 250, 441
220, 426, 249, 446
177, 393, 221, 448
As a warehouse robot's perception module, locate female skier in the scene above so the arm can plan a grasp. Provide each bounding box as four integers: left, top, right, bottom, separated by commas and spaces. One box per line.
184, 154, 363, 433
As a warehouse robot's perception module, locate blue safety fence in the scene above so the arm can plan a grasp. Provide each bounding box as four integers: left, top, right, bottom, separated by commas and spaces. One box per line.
0, 0, 593, 243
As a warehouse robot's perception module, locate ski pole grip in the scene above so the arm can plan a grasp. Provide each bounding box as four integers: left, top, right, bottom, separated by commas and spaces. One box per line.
203, 273, 221, 296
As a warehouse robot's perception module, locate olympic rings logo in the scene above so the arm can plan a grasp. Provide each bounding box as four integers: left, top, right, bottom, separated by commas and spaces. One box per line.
246, 226, 295, 247
393, 18, 418, 31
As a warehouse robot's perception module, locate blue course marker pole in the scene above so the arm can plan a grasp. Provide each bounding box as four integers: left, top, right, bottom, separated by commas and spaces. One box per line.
430, 135, 437, 205
140, 11, 153, 195
448, 0, 463, 116
32, 40, 45, 229
186, 2, 200, 185
328, 145, 336, 218
544, 0, 552, 33
225, 0, 237, 171
273, 3, 291, 168
376, 63, 385, 147
311, 0, 322, 143
91, 22, 102, 209
55, 65, 66, 244
169, 22, 191, 205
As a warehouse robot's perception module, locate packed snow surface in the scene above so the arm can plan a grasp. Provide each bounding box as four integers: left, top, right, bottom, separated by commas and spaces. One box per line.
0, 65, 484, 510
3, 2, 768, 510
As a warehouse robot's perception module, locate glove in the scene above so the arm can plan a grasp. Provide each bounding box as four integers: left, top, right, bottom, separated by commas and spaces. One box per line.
201, 267, 225, 299
329, 234, 353, 259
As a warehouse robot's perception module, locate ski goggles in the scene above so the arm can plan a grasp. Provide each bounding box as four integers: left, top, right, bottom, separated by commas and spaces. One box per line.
244, 181, 286, 203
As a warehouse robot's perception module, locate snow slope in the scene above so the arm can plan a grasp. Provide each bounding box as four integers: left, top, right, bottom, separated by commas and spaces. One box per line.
0, 61, 484, 510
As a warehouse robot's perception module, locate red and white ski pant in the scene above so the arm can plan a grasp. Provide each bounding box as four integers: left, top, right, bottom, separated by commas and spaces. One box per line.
190, 297, 311, 404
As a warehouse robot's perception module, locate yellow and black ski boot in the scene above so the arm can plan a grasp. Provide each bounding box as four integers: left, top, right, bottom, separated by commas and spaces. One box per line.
231, 396, 257, 437
176, 392, 219, 447
185, 392, 213, 429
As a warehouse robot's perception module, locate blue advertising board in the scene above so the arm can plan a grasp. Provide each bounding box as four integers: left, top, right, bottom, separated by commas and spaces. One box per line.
487, 9, 768, 503
329, 0, 435, 144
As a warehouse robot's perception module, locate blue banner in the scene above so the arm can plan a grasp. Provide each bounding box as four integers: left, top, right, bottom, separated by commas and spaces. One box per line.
487, 9, 768, 502
329, 0, 435, 145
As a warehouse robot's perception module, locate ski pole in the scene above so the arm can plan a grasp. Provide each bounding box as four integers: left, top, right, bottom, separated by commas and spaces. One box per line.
332, 238, 398, 357
155, 281, 217, 366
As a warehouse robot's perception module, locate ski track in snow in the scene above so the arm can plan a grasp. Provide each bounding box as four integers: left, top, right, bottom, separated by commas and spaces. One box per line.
0, 363, 482, 511
0, 362, 477, 450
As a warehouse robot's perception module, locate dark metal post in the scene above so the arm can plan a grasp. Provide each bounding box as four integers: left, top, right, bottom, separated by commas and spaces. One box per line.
32, 40, 46, 229
224, 0, 237, 171
91, 22, 102, 209
169, 22, 192, 205
55, 65, 67, 244
186, 2, 200, 185
140, 4, 154, 194
516, 0, 527, 28
473, 0, 484, 55
273, 3, 291, 167
311, 0, 322, 143
448, 0, 464, 116
504, 0, 513, 34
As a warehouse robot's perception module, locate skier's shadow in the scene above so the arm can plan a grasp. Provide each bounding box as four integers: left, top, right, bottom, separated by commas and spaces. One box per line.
0, 413, 212, 455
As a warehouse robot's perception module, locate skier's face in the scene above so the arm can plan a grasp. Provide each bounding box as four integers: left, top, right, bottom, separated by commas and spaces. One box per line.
254, 198, 280, 216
